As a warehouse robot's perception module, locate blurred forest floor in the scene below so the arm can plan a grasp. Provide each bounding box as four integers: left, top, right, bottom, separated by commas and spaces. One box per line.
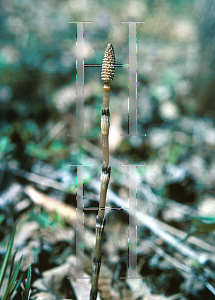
0, 0, 215, 299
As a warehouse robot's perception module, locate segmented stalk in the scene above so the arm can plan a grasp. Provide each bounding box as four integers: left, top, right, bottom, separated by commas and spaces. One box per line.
90, 43, 115, 300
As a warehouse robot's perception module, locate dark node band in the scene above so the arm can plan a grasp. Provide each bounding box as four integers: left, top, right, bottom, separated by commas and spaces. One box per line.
96, 215, 102, 224
107, 165, 111, 173
96, 215, 106, 235
93, 256, 101, 265
92, 256, 101, 275
96, 215, 106, 223
102, 164, 107, 172
102, 108, 110, 116
102, 164, 111, 174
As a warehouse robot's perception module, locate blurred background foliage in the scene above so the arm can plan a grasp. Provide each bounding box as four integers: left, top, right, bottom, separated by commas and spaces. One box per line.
1, 1, 215, 298
0, 0, 214, 190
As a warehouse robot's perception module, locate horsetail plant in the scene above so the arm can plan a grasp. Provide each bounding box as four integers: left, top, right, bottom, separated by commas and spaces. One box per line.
90, 43, 115, 300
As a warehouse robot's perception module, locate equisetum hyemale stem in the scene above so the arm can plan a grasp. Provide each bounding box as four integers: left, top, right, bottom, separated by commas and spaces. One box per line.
90, 43, 115, 300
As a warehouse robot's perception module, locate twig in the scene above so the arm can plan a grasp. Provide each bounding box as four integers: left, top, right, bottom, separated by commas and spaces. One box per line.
21, 167, 215, 259
24, 185, 78, 225
90, 43, 115, 300
149, 242, 192, 274
23, 171, 66, 191
155, 218, 215, 253
39, 120, 66, 147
